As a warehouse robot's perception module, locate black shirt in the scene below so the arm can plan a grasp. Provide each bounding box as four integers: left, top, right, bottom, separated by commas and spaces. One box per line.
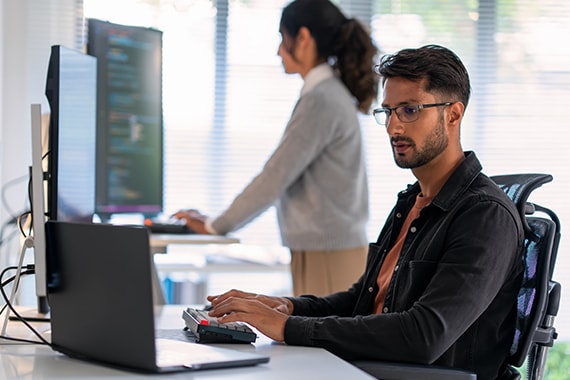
285, 151, 524, 380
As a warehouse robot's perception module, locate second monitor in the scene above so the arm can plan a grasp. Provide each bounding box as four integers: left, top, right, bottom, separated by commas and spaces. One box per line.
87, 19, 164, 220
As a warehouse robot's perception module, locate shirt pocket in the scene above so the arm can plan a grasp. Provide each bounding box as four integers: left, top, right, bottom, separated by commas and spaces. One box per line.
400, 260, 438, 306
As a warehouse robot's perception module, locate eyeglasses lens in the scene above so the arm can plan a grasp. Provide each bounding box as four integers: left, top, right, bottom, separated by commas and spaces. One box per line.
399, 106, 419, 122
374, 109, 388, 125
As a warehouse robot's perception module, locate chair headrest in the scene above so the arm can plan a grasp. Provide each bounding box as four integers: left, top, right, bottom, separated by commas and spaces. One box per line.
490, 173, 553, 237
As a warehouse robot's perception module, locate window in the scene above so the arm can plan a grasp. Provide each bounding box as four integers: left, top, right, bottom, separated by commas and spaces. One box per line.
83, 0, 570, 334
85, 0, 302, 248
370, 0, 570, 338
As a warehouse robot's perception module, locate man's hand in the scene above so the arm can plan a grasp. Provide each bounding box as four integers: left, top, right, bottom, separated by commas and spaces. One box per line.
206, 289, 293, 342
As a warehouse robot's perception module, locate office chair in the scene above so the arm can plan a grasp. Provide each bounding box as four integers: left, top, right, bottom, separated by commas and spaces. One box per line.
353, 173, 561, 380
490, 173, 561, 380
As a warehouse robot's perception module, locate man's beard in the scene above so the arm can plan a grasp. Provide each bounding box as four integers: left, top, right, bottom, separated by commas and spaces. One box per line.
392, 116, 448, 169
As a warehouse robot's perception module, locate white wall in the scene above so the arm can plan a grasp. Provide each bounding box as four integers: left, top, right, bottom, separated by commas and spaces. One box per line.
0, 0, 78, 226
2, 0, 30, 225
0, 0, 3, 216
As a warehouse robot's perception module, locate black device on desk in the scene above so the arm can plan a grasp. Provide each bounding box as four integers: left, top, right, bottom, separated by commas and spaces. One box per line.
182, 307, 258, 344
144, 218, 194, 234
45, 221, 269, 373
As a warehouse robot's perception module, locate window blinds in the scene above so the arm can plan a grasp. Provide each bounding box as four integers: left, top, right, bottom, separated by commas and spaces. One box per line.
81, 0, 570, 334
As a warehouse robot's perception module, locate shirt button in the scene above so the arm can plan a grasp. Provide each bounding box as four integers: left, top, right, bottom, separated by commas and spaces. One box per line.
394, 265, 399, 272
410, 226, 417, 233
383, 307, 389, 313
396, 213, 402, 218
368, 286, 374, 293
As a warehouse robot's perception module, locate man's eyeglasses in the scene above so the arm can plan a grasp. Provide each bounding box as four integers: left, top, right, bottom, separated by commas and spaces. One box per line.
372, 102, 453, 126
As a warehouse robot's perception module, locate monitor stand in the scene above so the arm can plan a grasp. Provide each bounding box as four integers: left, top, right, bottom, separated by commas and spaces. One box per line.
8, 297, 50, 322
1, 236, 50, 339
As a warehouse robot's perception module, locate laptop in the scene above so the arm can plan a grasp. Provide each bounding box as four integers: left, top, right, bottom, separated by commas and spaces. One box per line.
44, 220, 269, 373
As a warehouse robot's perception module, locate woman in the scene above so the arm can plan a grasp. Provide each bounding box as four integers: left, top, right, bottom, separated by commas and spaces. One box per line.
176, 0, 378, 296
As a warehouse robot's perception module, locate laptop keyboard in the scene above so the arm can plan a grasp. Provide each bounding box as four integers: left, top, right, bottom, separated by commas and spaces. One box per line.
182, 307, 257, 344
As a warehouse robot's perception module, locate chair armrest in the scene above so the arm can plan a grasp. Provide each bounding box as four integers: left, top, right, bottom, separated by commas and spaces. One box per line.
352, 360, 477, 380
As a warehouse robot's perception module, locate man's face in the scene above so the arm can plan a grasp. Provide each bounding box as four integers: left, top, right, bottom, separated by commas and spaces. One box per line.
382, 77, 449, 169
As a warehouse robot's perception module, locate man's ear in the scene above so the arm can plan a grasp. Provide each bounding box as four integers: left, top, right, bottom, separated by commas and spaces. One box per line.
448, 101, 465, 127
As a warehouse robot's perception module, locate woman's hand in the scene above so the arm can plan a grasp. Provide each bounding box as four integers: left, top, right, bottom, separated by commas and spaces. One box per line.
172, 209, 210, 234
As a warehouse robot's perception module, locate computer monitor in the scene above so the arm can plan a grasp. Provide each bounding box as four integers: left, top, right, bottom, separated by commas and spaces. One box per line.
87, 18, 163, 220
24, 45, 96, 315
45, 45, 97, 223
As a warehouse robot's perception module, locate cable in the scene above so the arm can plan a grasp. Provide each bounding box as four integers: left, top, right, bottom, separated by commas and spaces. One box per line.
0, 268, 51, 345
0, 175, 29, 258
0, 267, 25, 316
0, 268, 15, 316
0, 265, 51, 346
0, 221, 18, 248
0, 228, 19, 273
1, 175, 28, 222
0, 211, 31, 292
17, 211, 32, 239
0, 265, 33, 314
0, 334, 47, 345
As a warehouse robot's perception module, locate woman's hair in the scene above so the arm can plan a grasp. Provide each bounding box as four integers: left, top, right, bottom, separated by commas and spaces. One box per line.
376, 44, 471, 108
280, 0, 379, 113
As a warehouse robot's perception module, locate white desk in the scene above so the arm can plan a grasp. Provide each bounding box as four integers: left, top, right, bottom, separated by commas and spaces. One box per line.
0, 306, 374, 379
150, 234, 240, 255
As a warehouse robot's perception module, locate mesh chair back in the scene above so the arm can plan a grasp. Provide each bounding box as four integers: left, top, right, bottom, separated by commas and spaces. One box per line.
509, 217, 556, 366
490, 173, 560, 379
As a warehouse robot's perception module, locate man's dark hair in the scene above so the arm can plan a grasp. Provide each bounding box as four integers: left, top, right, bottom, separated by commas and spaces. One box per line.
376, 44, 471, 108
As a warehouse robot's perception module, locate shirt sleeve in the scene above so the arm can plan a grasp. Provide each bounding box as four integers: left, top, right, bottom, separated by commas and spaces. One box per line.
283, 200, 522, 364
211, 91, 342, 235
204, 217, 217, 235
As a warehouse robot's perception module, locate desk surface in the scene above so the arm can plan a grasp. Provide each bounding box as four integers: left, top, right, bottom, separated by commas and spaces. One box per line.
150, 233, 240, 246
0, 306, 374, 379
150, 233, 240, 254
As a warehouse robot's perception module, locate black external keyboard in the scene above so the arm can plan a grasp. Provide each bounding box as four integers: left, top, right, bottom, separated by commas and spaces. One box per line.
182, 307, 257, 344
144, 218, 194, 234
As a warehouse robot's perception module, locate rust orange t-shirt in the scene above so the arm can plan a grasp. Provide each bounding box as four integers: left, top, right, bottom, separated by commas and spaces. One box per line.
374, 193, 433, 314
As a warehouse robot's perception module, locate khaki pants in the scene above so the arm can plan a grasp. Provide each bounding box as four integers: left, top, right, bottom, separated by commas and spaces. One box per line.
290, 246, 368, 297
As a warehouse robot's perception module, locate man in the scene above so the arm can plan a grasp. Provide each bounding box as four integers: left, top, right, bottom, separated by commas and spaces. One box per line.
205, 45, 524, 380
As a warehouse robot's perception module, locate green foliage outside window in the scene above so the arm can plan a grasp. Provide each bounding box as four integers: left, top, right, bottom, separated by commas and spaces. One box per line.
519, 341, 570, 379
